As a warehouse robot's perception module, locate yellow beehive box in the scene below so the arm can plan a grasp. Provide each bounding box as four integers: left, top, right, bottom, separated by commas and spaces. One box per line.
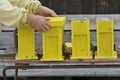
71, 19, 92, 59
95, 18, 117, 59
41, 17, 66, 61
16, 24, 38, 60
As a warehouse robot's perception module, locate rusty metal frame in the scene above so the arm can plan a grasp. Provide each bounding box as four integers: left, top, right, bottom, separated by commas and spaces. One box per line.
3, 61, 120, 80
2, 54, 120, 80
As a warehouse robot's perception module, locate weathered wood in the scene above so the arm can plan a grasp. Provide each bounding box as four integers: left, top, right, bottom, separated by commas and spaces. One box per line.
57, 0, 70, 14
69, 0, 82, 14
1, 68, 120, 77
96, 0, 110, 14
40, 0, 50, 7
109, 0, 120, 14
82, 0, 96, 14
48, 0, 58, 14
39, 0, 120, 14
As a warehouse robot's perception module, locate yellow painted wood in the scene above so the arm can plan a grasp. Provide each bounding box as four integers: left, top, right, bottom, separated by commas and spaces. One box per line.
41, 17, 66, 61
16, 24, 37, 60
95, 18, 117, 59
71, 19, 92, 59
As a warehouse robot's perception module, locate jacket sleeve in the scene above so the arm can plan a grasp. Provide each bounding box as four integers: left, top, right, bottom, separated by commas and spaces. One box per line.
0, 0, 28, 27
11, 0, 41, 14
24, 0, 41, 14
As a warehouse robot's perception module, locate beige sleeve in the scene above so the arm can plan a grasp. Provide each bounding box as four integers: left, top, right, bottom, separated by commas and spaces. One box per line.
0, 0, 28, 27
0, 0, 41, 28
25, 0, 41, 14
11, 0, 41, 14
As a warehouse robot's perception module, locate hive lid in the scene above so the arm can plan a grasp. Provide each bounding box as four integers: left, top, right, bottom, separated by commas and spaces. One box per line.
49, 17, 66, 27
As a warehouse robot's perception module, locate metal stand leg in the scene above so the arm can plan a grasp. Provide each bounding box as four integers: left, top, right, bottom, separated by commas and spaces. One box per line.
14, 69, 18, 80
3, 66, 19, 80
3, 64, 28, 80
3, 67, 9, 80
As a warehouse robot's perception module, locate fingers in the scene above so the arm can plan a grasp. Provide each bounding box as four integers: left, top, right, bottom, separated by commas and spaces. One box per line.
49, 11, 57, 17
39, 25, 50, 32
26, 14, 51, 32
44, 17, 50, 20
38, 29, 42, 32
38, 18, 51, 32
43, 19, 51, 30
40, 6, 57, 17
38, 26, 47, 32
45, 23, 50, 30
43, 17, 51, 30
44, 25, 50, 31
46, 10, 57, 17
42, 28, 47, 32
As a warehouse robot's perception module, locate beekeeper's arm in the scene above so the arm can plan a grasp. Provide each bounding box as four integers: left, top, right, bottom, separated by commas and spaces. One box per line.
0, 0, 56, 32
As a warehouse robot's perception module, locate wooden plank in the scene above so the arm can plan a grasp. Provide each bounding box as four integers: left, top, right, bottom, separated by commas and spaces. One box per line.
0, 53, 120, 64
39, 0, 120, 14
2, 68, 120, 77
48, 0, 58, 14
57, 0, 70, 14
39, 0, 58, 14
96, 0, 110, 14
39, 0, 47, 6
69, 0, 82, 14
109, 0, 120, 14
82, 0, 97, 14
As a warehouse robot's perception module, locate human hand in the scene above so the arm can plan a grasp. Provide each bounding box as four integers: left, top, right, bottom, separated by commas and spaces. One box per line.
37, 5, 57, 17
26, 14, 50, 32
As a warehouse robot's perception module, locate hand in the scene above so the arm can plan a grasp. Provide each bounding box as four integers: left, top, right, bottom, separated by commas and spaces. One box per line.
26, 14, 50, 32
37, 5, 57, 17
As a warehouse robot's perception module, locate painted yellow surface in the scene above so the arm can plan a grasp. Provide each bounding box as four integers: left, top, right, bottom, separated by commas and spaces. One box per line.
16, 24, 37, 60
41, 17, 66, 61
71, 19, 92, 59
95, 18, 117, 59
